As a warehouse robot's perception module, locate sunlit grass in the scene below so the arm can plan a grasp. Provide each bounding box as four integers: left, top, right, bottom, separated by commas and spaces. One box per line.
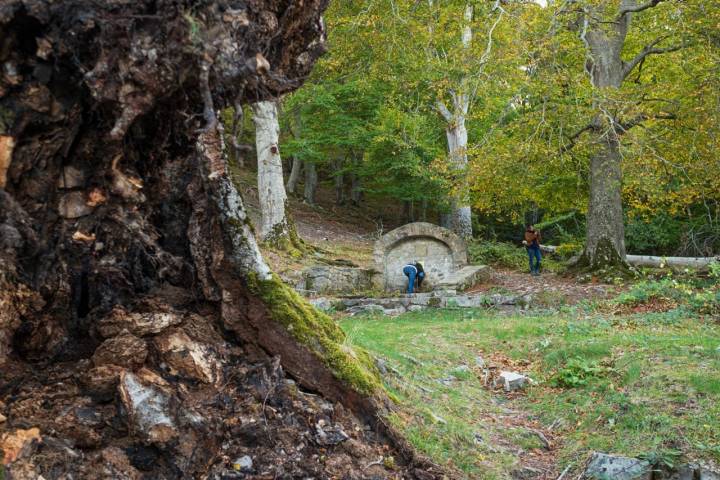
340, 309, 720, 478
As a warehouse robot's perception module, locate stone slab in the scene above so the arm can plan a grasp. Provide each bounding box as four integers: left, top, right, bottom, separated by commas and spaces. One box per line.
436, 265, 491, 291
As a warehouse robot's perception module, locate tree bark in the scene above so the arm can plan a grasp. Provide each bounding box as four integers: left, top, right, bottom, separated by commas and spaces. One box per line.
334, 157, 345, 205
584, 134, 627, 267
287, 155, 303, 194
304, 161, 318, 205
0, 2, 441, 478
434, 4, 477, 240
252, 100, 292, 244
445, 117, 473, 238
578, 0, 663, 268
286, 109, 303, 194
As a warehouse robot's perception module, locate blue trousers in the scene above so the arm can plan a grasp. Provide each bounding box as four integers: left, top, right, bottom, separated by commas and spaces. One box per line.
403, 266, 425, 293
527, 247, 541, 273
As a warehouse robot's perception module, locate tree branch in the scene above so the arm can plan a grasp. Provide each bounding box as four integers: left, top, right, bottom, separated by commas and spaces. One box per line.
622, 36, 689, 79
618, 111, 677, 132
436, 100, 453, 121
618, 0, 665, 18
560, 123, 594, 153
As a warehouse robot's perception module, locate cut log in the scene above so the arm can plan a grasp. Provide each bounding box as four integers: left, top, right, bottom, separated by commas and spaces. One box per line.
625, 255, 720, 269
542, 246, 718, 269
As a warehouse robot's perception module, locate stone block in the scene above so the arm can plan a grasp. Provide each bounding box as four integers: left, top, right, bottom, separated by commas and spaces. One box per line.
496, 371, 529, 392
584, 453, 652, 480
437, 265, 491, 291
297, 266, 380, 294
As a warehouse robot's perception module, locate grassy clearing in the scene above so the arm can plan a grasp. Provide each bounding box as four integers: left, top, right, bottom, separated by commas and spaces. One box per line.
340, 309, 720, 478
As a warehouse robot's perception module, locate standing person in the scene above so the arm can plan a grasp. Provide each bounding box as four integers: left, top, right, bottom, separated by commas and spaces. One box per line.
402, 261, 426, 294
523, 225, 542, 276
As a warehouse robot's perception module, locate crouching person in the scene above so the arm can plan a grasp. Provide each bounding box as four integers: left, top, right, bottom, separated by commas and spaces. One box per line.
403, 261, 425, 294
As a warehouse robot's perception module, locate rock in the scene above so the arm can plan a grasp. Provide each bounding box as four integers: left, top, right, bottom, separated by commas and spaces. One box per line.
233, 455, 253, 473
96, 447, 142, 480
512, 466, 544, 479
497, 371, 529, 392
309, 297, 333, 311
429, 412, 447, 424
407, 305, 425, 312
700, 469, 720, 480
314, 422, 349, 446
0, 224, 22, 250
58, 191, 94, 219
584, 453, 652, 480
118, 369, 177, 445
475, 356, 486, 368
383, 306, 406, 316
1, 427, 41, 465
82, 365, 126, 399
154, 330, 221, 383
97, 306, 183, 338
374, 358, 388, 375
57, 165, 85, 189
0, 413, 6, 423
92, 331, 147, 369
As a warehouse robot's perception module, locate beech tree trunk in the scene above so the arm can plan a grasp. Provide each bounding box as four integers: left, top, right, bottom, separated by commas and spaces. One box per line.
304, 161, 318, 204
334, 157, 345, 205
435, 4, 477, 240
287, 155, 303, 194
577, 0, 677, 269
286, 110, 303, 194
445, 117, 472, 238
0, 2, 438, 478
252, 100, 292, 244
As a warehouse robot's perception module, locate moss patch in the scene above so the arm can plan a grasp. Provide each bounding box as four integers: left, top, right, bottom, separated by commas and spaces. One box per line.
247, 273, 382, 395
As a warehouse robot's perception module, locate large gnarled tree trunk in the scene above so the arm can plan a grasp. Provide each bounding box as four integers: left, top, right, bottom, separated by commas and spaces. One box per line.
0, 2, 438, 478
577, 0, 682, 269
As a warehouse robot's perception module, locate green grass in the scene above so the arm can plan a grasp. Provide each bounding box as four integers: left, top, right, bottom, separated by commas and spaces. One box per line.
340, 309, 720, 478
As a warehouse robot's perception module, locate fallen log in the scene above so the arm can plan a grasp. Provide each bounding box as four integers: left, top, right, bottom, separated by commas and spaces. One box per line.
625, 254, 720, 269
542, 246, 718, 269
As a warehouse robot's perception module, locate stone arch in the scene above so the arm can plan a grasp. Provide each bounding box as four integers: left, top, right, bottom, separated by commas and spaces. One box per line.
374, 222, 469, 291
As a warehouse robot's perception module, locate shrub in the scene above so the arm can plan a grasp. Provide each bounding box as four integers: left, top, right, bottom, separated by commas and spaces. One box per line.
468, 241, 528, 270
552, 357, 610, 388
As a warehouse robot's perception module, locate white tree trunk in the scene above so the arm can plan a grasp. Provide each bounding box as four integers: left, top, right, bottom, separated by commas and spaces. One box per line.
304, 161, 317, 205
252, 100, 290, 242
286, 156, 302, 194
445, 113, 472, 238
435, 4, 475, 240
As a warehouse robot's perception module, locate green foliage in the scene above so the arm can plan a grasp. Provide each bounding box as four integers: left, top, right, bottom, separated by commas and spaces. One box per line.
469, 241, 529, 270
469, 240, 563, 272
551, 357, 610, 388
616, 279, 689, 306
614, 273, 720, 317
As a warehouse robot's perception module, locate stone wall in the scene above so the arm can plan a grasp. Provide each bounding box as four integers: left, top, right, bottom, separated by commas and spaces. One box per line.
374, 222, 468, 291
296, 266, 382, 294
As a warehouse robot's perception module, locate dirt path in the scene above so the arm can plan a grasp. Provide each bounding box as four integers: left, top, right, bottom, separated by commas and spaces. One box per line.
469, 268, 620, 306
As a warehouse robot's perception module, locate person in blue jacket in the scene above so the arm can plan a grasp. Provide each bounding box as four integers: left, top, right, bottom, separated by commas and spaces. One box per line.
403, 261, 425, 294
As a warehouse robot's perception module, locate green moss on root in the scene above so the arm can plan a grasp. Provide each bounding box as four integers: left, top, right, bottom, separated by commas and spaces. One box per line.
247, 273, 382, 395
